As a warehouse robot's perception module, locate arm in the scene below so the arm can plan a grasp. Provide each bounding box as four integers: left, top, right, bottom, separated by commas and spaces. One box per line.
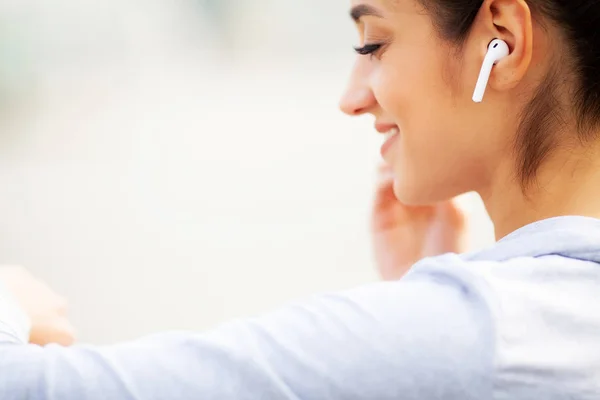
0, 269, 494, 400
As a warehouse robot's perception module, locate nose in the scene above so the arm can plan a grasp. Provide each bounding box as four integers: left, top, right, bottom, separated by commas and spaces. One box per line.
339, 86, 375, 116
339, 61, 376, 116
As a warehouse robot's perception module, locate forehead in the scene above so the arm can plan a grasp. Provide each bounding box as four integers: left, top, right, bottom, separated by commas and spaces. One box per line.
349, 0, 418, 16
350, 0, 386, 9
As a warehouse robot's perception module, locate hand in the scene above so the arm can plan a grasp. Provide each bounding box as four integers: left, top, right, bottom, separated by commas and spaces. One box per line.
0, 266, 76, 346
371, 164, 468, 280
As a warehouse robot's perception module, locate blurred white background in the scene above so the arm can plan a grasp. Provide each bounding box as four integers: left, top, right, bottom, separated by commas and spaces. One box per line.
0, 0, 494, 344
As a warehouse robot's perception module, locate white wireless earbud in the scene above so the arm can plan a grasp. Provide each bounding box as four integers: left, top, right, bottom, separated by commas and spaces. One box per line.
472, 39, 509, 103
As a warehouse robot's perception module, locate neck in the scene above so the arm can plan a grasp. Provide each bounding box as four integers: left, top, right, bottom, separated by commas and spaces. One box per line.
480, 142, 600, 240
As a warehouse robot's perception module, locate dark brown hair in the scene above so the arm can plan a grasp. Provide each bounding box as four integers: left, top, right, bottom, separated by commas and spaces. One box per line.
419, 0, 600, 186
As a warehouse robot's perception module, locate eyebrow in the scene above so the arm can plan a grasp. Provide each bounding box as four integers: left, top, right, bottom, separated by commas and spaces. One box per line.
350, 4, 383, 23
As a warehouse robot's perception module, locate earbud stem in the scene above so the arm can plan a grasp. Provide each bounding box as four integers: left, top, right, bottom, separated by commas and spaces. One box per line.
472, 39, 509, 103
472, 60, 494, 103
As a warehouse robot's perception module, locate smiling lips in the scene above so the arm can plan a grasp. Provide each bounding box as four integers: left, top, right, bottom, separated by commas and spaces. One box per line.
376, 124, 400, 157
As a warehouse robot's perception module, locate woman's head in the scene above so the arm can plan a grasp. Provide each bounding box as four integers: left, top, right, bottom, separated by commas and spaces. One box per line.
340, 0, 600, 207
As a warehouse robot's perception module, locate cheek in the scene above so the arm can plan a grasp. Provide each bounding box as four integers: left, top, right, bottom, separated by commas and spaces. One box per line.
375, 49, 460, 154
373, 41, 461, 125
372, 49, 477, 203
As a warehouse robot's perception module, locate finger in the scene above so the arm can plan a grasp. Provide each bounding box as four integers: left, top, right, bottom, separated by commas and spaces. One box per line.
373, 175, 398, 210
376, 169, 395, 187
30, 317, 77, 347
436, 199, 468, 226
52, 317, 77, 346
374, 163, 395, 195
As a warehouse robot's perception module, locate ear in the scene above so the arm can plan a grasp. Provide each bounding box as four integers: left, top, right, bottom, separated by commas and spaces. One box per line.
472, 0, 534, 91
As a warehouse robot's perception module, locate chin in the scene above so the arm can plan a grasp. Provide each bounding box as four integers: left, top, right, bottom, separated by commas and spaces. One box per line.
392, 179, 427, 206
392, 177, 452, 206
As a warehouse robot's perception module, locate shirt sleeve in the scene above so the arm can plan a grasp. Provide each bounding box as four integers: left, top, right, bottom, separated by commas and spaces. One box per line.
0, 267, 495, 400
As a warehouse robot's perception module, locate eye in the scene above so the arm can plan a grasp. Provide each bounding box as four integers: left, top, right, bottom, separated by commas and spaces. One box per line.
353, 43, 383, 58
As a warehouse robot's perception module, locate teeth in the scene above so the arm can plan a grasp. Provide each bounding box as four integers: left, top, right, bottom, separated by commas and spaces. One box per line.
384, 128, 399, 140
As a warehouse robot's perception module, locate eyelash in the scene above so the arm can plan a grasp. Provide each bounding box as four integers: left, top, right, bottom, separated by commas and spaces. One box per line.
353, 43, 383, 58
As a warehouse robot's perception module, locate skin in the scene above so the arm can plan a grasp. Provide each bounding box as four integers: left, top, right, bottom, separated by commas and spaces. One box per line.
0, 266, 75, 346
342, 0, 600, 278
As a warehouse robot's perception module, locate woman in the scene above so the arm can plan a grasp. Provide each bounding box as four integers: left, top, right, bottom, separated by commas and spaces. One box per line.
2, 0, 600, 398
